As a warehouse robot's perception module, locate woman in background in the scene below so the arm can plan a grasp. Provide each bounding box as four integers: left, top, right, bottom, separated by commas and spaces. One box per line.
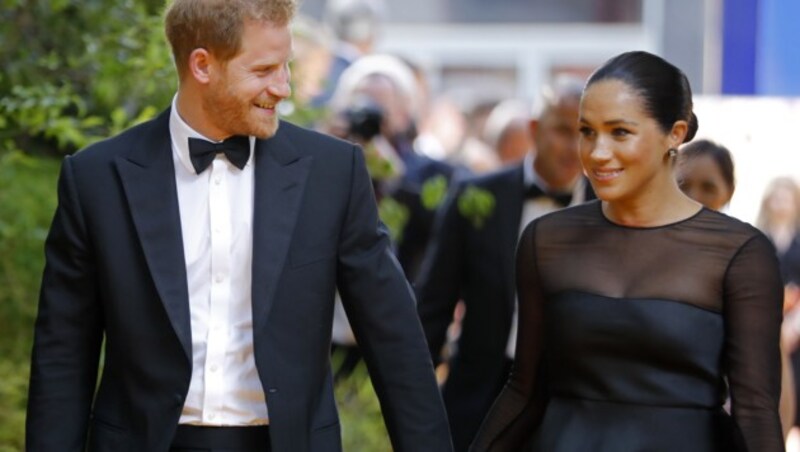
677, 148, 796, 437
676, 139, 735, 211
471, 51, 784, 452
758, 178, 800, 291
760, 178, 800, 449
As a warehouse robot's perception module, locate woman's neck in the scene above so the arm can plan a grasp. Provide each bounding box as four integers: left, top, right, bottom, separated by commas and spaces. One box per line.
602, 178, 701, 228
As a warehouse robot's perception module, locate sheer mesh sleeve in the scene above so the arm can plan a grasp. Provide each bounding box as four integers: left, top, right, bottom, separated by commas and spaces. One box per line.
724, 233, 785, 452
470, 220, 549, 451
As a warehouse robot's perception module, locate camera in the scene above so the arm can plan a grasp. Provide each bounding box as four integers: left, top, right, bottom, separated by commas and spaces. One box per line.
344, 96, 384, 142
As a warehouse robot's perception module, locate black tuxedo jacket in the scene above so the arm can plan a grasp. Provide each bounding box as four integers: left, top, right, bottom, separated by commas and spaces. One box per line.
414, 163, 594, 450
26, 109, 451, 452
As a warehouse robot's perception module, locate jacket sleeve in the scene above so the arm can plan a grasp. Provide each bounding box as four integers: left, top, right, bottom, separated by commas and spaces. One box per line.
26, 156, 104, 451
414, 181, 466, 366
336, 145, 453, 452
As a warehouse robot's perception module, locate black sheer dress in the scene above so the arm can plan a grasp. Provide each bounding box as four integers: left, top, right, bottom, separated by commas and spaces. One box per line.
471, 200, 784, 452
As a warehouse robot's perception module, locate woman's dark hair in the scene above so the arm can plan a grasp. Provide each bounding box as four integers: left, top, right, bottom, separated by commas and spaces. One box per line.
586, 51, 698, 143
679, 139, 735, 191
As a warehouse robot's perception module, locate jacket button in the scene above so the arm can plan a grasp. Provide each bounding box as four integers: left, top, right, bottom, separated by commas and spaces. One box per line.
268, 388, 278, 394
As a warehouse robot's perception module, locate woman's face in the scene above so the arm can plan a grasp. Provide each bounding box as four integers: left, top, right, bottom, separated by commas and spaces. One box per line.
676, 154, 733, 211
768, 185, 798, 224
578, 79, 682, 204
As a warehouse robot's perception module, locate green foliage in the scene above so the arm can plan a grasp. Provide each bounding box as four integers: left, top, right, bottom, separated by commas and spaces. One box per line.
279, 95, 328, 128
421, 175, 449, 211
0, 152, 60, 361
378, 197, 410, 244
458, 185, 497, 229
363, 142, 399, 181
333, 358, 392, 452
0, 152, 60, 450
0, 361, 29, 451
0, 0, 174, 156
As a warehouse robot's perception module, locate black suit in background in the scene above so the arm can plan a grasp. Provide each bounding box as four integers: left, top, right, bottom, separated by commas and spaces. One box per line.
415, 163, 593, 451
26, 109, 451, 452
388, 138, 458, 281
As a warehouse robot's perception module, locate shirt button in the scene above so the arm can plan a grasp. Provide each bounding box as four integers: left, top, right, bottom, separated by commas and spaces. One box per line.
214, 177, 221, 185
209, 413, 216, 420
215, 274, 223, 283
210, 364, 218, 372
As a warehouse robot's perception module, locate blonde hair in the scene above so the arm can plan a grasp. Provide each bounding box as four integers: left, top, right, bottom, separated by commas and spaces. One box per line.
756, 176, 800, 232
165, 0, 297, 78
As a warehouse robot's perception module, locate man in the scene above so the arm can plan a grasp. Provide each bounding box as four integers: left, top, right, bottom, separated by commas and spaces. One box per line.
25, 1, 451, 451
415, 76, 591, 451
331, 54, 457, 279
311, 0, 385, 107
323, 55, 457, 377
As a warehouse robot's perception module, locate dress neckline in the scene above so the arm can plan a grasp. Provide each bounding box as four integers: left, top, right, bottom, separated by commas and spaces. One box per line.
596, 201, 706, 230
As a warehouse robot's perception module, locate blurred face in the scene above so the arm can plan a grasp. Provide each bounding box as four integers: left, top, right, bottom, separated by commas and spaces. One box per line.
531, 98, 581, 190
203, 20, 292, 139
352, 75, 410, 139
498, 119, 532, 163
578, 79, 680, 204
768, 185, 798, 224
676, 154, 733, 211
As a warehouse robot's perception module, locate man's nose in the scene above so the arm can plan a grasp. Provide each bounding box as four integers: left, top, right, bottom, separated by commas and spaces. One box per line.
268, 81, 291, 99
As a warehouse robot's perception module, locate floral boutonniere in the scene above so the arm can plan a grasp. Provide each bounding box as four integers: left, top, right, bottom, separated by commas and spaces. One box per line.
378, 197, 410, 244
363, 142, 399, 181
458, 185, 496, 229
420, 175, 449, 211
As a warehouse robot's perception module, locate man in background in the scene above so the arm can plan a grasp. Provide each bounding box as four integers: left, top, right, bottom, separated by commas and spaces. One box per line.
415, 76, 591, 451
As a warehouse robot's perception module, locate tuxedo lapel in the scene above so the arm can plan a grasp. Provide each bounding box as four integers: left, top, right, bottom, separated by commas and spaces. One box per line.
115, 109, 192, 362
251, 124, 313, 329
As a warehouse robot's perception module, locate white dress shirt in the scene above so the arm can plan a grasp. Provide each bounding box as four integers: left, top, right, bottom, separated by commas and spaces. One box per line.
505, 153, 586, 358
169, 98, 268, 425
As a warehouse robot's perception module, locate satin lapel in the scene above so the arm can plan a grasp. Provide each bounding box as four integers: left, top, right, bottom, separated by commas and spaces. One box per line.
497, 165, 525, 316
114, 109, 192, 362
251, 127, 312, 330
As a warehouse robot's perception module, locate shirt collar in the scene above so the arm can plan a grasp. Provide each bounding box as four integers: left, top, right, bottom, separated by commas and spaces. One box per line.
169, 94, 255, 175
523, 151, 580, 195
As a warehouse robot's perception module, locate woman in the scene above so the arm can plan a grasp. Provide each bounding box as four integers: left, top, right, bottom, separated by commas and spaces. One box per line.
677, 150, 797, 436
471, 51, 784, 451
758, 177, 800, 291
757, 178, 800, 446
676, 139, 735, 211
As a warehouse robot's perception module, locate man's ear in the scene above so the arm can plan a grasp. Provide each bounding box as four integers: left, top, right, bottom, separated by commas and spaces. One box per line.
188, 48, 213, 85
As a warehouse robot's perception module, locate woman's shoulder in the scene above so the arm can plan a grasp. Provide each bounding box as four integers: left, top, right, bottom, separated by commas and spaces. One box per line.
693, 208, 766, 244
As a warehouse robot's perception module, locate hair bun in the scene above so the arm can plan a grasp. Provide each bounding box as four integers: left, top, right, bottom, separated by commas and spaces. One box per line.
684, 112, 699, 143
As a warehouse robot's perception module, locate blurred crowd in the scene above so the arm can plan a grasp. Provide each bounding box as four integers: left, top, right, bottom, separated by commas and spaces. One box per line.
289, 1, 800, 449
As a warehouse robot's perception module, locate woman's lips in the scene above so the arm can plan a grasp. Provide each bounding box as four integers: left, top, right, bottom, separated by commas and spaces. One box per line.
591, 168, 623, 182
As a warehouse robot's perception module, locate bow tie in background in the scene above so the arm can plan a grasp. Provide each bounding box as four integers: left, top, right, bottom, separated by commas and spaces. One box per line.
188, 136, 250, 174
524, 183, 573, 207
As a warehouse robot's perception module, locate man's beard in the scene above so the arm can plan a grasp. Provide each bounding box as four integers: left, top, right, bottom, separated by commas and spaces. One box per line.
203, 85, 279, 139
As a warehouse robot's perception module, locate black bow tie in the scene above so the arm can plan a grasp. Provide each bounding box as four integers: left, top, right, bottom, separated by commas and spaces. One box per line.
524, 183, 572, 207
188, 135, 250, 174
